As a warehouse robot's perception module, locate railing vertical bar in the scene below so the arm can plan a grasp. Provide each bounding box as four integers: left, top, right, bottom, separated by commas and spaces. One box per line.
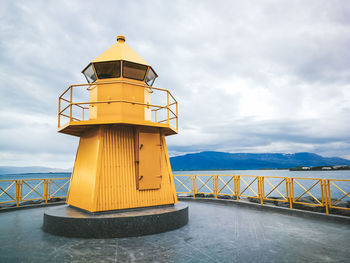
69, 87, 73, 121
48, 179, 51, 199
167, 92, 169, 124
16, 180, 20, 207
287, 178, 293, 209
20, 180, 23, 202
323, 179, 329, 214
259, 177, 264, 205
176, 102, 178, 130
58, 98, 61, 128
194, 175, 197, 197
327, 179, 332, 209
236, 176, 240, 201
44, 179, 48, 204
291, 178, 295, 208
320, 179, 325, 210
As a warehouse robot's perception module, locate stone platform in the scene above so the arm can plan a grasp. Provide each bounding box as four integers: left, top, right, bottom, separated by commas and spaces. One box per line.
43, 202, 188, 238
1, 201, 349, 262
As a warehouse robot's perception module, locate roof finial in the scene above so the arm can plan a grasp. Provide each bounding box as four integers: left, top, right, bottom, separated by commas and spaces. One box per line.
117, 35, 125, 43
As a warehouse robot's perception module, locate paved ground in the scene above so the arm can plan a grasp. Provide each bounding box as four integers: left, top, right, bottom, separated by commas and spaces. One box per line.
0, 201, 349, 263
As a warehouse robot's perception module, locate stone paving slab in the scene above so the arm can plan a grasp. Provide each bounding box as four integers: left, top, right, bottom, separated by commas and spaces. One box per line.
0, 201, 349, 262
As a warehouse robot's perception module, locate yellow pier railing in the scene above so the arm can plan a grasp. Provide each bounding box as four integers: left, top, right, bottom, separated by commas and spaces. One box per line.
1, 175, 349, 215
0, 178, 70, 207
174, 175, 350, 215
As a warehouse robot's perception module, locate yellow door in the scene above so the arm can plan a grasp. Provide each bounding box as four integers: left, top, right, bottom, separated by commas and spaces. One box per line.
138, 132, 162, 190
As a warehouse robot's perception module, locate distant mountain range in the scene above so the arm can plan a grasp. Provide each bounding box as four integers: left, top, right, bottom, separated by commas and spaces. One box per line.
0, 166, 71, 175
170, 152, 350, 171
1, 152, 350, 174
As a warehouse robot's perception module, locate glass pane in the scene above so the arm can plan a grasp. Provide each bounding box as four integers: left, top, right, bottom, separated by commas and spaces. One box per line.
82, 64, 97, 83
123, 61, 147, 81
94, 61, 121, 79
145, 67, 157, 86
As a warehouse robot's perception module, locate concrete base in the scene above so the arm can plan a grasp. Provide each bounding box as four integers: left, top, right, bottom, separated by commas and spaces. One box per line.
43, 202, 188, 238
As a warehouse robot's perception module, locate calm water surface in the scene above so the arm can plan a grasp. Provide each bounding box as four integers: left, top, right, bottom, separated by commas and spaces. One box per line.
174, 169, 350, 180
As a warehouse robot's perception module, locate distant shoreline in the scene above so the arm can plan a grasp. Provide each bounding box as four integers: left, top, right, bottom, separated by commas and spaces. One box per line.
173, 168, 289, 172
290, 166, 350, 171
1, 167, 350, 176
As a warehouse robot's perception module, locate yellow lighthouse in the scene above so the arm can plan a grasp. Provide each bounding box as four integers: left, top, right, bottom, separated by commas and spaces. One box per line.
58, 35, 178, 213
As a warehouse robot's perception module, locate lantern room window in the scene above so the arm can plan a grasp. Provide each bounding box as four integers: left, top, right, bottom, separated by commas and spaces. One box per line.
123, 61, 147, 81
82, 64, 97, 83
145, 67, 157, 86
94, 61, 121, 79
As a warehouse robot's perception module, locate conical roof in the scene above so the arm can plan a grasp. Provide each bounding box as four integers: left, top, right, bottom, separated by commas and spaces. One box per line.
92, 35, 149, 65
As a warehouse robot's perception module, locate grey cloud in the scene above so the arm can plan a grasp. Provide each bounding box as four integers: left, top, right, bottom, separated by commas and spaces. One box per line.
1, 0, 350, 168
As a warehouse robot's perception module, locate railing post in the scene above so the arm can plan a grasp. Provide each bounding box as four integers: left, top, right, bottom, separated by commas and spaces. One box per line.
69, 87, 73, 121
176, 102, 178, 130
58, 98, 61, 128
49, 179, 52, 202
323, 179, 329, 214
155, 111, 157, 123
19, 180, 23, 204
214, 175, 218, 199
235, 175, 240, 201
259, 177, 264, 205
44, 179, 48, 204
15, 180, 20, 207
286, 178, 290, 209
289, 178, 293, 210
327, 179, 332, 210
166, 92, 169, 124
193, 175, 197, 198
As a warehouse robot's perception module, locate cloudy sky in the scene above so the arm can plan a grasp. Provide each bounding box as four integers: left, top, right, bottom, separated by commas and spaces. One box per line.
1, 0, 350, 168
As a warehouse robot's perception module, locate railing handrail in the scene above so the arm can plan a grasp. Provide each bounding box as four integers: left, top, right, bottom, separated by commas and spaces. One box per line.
61, 79, 176, 98
327, 179, 350, 182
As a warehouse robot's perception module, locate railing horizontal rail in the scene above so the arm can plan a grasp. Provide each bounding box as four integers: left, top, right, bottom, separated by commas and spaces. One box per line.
59, 104, 71, 114
73, 100, 168, 109
59, 86, 71, 99
60, 97, 70, 103
158, 116, 177, 123
60, 113, 80, 121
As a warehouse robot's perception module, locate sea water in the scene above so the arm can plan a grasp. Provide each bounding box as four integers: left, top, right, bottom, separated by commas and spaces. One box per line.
174, 169, 350, 179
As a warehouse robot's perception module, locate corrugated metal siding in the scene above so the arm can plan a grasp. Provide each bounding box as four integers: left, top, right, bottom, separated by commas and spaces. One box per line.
94, 126, 176, 211
67, 128, 100, 211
